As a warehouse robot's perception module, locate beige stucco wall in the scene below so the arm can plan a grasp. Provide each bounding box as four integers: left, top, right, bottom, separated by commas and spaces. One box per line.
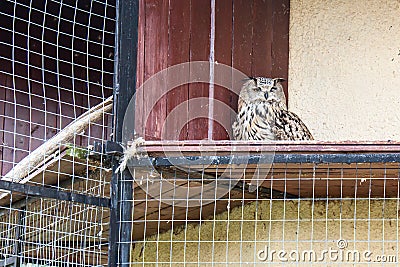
289, 0, 400, 141
132, 200, 399, 266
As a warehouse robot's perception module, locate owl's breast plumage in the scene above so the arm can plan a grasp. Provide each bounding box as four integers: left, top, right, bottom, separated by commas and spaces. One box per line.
232, 102, 275, 140
232, 101, 314, 141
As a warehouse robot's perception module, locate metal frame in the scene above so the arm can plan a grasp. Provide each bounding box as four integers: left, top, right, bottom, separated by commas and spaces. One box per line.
0, 180, 110, 208
14, 208, 24, 267
126, 153, 400, 167
108, 0, 139, 266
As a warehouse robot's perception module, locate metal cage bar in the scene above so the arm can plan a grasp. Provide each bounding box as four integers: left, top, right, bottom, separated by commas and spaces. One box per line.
108, 0, 139, 266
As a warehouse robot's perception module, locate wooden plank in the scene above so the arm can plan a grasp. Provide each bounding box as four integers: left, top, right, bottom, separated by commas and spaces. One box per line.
251, 0, 273, 77
271, 0, 290, 101
84, 96, 112, 146
187, 0, 211, 140
135, 0, 146, 138
2, 77, 30, 176
85, 99, 111, 146
54, 88, 70, 145
164, 0, 190, 140
0, 75, 6, 176
29, 94, 46, 147
74, 80, 86, 147
231, 0, 253, 132
213, 0, 233, 140
232, 0, 253, 76
11, 82, 30, 170
140, 140, 400, 154
29, 79, 53, 154
143, 0, 169, 140
260, 178, 400, 198
143, 140, 400, 146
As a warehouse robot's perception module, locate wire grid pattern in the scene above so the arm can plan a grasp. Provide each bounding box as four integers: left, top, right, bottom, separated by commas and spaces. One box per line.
0, 164, 111, 266
0, 0, 115, 266
0, 0, 115, 176
128, 159, 400, 265
0, 195, 110, 266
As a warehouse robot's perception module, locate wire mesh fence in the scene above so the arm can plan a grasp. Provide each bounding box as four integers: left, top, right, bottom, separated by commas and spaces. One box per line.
0, 0, 115, 266
0, 196, 110, 266
0, 0, 115, 176
125, 144, 400, 266
1, 0, 400, 266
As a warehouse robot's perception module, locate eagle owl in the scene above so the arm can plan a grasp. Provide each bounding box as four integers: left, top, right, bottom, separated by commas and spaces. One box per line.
232, 77, 313, 141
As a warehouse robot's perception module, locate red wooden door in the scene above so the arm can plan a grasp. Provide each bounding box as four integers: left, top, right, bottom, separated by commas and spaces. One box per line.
135, 0, 290, 141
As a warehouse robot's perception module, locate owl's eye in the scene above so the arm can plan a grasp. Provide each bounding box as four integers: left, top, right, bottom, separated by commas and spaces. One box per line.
254, 87, 262, 91
270, 86, 277, 91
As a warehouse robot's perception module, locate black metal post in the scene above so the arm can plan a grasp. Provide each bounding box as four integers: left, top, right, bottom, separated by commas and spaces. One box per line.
15, 207, 25, 267
109, 0, 139, 266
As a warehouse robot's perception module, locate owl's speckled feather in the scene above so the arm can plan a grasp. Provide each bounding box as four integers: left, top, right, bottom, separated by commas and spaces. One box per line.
232, 77, 313, 141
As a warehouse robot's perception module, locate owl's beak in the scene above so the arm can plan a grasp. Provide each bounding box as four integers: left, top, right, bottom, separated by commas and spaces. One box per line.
264, 92, 269, 100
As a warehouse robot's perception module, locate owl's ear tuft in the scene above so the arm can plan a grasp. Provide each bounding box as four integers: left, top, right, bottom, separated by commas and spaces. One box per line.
242, 77, 257, 85
273, 78, 286, 85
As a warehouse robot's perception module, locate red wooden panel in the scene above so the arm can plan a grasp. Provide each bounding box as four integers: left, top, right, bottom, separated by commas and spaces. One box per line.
59, 82, 84, 147
2, 77, 30, 176
1, 84, 12, 176
29, 52, 59, 150
232, 0, 253, 76
136, 0, 290, 141
75, 86, 89, 147
231, 0, 253, 117
135, 0, 145, 138
213, 0, 233, 140
252, 0, 273, 77
28, 55, 47, 151
83, 99, 110, 145
29, 87, 47, 150
271, 0, 290, 100
187, 0, 211, 140
164, 0, 190, 140
12, 83, 29, 167
0, 75, 6, 176
143, 0, 169, 140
